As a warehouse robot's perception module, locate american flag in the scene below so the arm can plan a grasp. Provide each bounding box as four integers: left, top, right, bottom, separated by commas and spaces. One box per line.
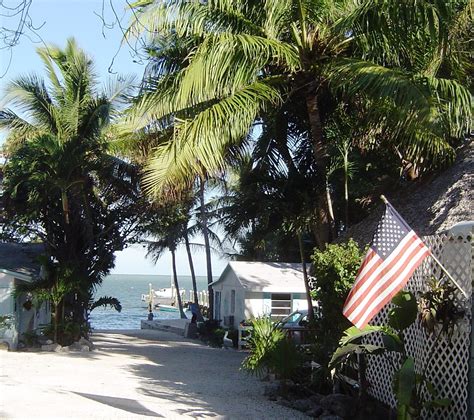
343, 201, 430, 329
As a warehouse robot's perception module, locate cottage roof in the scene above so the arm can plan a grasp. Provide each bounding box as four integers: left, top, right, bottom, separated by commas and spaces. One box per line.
213, 261, 307, 293
338, 140, 473, 247
0, 243, 44, 278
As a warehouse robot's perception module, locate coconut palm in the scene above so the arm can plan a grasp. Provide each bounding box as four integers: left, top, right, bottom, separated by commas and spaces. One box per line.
126, 0, 472, 246
144, 202, 189, 319
0, 38, 140, 334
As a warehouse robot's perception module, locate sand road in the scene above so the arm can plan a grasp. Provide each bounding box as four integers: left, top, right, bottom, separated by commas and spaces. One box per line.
0, 329, 305, 419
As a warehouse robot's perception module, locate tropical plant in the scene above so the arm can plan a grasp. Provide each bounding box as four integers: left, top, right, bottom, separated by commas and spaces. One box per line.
418, 276, 465, 338
89, 296, 122, 313
242, 316, 301, 380
1, 38, 142, 334
126, 0, 472, 247
310, 239, 365, 363
143, 201, 190, 319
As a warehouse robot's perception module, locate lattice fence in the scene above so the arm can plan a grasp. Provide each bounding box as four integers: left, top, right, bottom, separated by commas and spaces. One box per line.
364, 232, 472, 419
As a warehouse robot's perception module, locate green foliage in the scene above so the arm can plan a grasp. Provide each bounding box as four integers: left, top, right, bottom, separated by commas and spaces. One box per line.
310, 239, 364, 362
197, 320, 225, 347
418, 276, 464, 338
388, 290, 418, 331
90, 296, 122, 313
1, 39, 143, 334
242, 317, 301, 381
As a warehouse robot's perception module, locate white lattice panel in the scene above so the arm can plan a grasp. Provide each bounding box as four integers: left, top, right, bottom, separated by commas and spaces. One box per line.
364, 233, 472, 419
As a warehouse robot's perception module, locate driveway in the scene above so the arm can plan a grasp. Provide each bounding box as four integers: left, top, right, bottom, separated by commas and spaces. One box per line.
0, 329, 305, 419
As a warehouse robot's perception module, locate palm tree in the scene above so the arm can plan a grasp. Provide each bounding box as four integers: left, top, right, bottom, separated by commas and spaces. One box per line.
126, 0, 472, 247
143, 202, 189, 319
0, 38, 139, 334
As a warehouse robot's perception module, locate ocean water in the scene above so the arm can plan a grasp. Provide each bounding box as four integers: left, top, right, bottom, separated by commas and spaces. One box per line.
90, 274, 209, 330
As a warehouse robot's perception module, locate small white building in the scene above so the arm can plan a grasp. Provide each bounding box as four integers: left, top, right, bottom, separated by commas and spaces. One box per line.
211, 261, 313, 329
0, 243, 50, 350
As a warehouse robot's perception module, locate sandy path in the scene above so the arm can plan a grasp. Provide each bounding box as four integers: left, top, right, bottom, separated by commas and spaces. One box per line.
0, 329, 305, 419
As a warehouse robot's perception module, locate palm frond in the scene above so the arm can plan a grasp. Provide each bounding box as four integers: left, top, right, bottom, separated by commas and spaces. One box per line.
143, 81, 281, 195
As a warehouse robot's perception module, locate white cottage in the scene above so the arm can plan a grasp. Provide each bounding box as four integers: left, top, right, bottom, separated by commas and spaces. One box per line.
211, 261, 313, 329
0, 243, 50, 350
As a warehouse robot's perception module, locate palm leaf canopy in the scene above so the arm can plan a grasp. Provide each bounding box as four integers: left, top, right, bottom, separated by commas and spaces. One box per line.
1, 38, 134, 152
124, 0, 472, 195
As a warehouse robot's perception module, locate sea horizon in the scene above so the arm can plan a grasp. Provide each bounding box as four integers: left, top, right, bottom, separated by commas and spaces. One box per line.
90, 273, 211, 330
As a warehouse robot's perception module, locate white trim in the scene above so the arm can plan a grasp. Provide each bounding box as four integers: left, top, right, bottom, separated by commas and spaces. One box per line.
0, 269, 33, 282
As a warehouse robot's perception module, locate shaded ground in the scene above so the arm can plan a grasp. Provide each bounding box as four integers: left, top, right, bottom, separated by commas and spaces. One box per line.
0, 329, 306, 419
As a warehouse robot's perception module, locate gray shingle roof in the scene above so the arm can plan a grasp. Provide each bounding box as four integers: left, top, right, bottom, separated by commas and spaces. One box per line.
0, 243, 44, 277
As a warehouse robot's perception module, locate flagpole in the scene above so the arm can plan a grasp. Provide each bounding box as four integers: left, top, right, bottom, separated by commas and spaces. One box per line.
380, 195, 469, 299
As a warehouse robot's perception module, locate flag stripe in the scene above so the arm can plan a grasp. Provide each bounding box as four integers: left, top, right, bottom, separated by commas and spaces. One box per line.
343, 232, 419, 315
343, 249, 382, 306
343, 252, 383, 314
344, 235, 427, 323
353, 246, 429, 327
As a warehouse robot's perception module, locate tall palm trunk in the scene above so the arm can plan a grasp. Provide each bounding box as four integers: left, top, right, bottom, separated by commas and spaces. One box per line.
297, 231, 314, 323
184, 232, 199, 304
343, 146, 349, 229
306, 93, 334, 247
171, 249, 186, 319
199, 176, 214, 319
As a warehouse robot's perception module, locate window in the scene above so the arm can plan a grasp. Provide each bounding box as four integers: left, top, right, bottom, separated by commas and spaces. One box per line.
270, 293, 292, 321
231, 290, 235, 314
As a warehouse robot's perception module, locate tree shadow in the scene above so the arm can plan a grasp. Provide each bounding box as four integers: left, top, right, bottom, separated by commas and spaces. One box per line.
91, 330, 297, 419
72, 392, 164, 417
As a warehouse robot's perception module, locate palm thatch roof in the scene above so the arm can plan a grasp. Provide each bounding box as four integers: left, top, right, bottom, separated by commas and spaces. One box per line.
338, 140, 473, 247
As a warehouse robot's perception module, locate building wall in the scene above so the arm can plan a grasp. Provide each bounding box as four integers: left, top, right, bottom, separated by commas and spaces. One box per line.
213, 267, 312, 328
0, 273, 18, 350
0, 273, 51, 350
213, 270, 245, 328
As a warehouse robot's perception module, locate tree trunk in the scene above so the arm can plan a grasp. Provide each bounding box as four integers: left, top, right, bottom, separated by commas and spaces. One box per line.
185, 232, 199, 304
171, 249, 186, 319
54, 302, 60, 344
306, 93, 333, 248
199, 177, 214, 320
297, 231, 314, 322
343, 147, 349, 229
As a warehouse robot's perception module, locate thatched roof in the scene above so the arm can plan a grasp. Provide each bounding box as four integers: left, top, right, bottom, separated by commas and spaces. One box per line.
0, 243, 44, 277
338, 140, 473, 247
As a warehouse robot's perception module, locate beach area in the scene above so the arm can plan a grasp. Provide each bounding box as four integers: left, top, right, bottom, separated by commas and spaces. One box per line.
0, 329, 305, 419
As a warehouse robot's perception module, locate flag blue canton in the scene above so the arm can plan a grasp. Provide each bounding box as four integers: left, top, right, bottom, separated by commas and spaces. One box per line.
372, 207, 410, 257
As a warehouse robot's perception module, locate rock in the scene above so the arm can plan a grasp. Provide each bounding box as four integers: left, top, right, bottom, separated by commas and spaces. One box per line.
79, 345, 90, 352
310, 394, 324, 404
0, 341, 9, 351
60, 346, 70, 353
78, 337, 94, 350
264, 383, 281, 400
321, 394, 356, 418
306, 406, 323, 418
291, 399, 313, 413
45, 339, 53, 345
276, 398, 293, 408
41, 343, 61, 352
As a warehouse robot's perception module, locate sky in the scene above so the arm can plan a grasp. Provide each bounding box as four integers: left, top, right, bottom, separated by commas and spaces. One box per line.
0, 0, 229, 276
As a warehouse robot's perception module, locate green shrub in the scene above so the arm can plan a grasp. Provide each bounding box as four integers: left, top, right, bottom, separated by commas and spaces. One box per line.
197, 320, 225, 347
242, 317, 301, 380
311, 238, 364, 363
